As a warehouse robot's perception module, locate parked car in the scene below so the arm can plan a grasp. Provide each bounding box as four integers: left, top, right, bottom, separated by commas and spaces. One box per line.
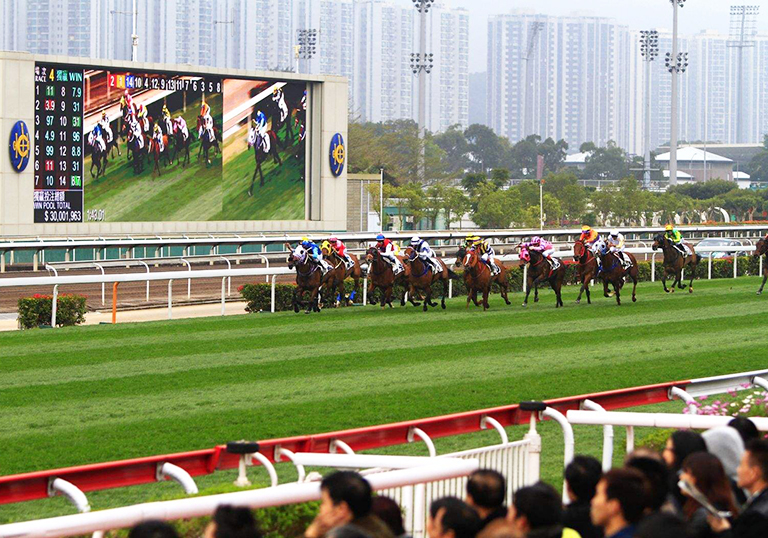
695, 238, 747, 259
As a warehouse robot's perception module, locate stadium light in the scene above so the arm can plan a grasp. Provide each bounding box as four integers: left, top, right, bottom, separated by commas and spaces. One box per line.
667, 0, 688, 187
728, 5, 760, 143
640, 30, 659, 190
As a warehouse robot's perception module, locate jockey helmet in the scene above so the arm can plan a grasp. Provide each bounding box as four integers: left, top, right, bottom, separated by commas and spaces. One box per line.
581, 225, 591, 231
531, 236, 541, 243
273, 88, 279, 95
301, 238, 311, 248
376, 234, 385, 241
329, 235, 338, 243
410, 236, 421, 245
665, 224, 674, 231
124, 90, 130, 96
610, 229, 619, 237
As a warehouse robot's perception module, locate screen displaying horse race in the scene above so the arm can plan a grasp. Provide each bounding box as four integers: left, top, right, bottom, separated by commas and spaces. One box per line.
33, 62, 308, 223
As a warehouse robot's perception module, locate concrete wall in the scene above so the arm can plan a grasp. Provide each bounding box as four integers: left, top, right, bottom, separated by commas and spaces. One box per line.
0, 52, 348, 236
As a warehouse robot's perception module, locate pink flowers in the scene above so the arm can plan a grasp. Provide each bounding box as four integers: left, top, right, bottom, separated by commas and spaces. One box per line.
681, 389, 768, 418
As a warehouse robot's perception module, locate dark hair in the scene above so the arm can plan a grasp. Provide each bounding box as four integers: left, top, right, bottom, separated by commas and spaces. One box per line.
669, 431, 707, 472
746, 439, 768, 482
211, 505, 261, 538
129, 521, 179, 538
730, 417, 760, 445
511, 482, 563, 529
601, 469, 648, 524
429, 497, 481, 538
321, 471, 373, 519
564, 455, 603, 502
634, 512, 687, 538
371, 496, 405, 536
326, 525, 373, 538
467, 469, 506, 509
681, 452, 739, 520
625, 456, 670, 511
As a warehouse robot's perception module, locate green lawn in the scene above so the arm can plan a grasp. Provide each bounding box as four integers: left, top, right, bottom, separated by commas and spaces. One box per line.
2, 277, 768, 522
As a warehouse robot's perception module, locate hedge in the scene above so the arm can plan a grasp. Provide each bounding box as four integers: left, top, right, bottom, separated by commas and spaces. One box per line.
17, 293, 87, 329
239, 256, 762, 313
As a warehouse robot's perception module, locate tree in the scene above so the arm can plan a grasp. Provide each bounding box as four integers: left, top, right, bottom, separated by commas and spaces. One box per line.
539, 137, 568, 174
461, 172, 490, 194
471, 184, 521, 228
716, 189, 762, 221
507, 135, 541, 178
424, 184, 447, 229
490, 168, 511, 189
667, 179, 737, 200
465, 124, 507, 172
442, 187, 471, 229
748, 135, 768, 181
582, 141, 630, 181
433, 124, 471, 175
579, 141, 597, 154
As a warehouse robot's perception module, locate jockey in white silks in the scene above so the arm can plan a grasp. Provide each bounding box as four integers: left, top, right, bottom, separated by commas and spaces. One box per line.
272, 87, 289, 124
98, 112, 113, 145
89, 124, 106, 153
199, 98, 214, 142
247, 112, 270, 153
173, 117, 189, 142
161, 105, 173, 135
129, 118, 144, 150
410, 236, 441, 273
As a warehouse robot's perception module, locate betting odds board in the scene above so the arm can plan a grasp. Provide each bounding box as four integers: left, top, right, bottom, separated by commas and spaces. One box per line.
33, 63, 84, 223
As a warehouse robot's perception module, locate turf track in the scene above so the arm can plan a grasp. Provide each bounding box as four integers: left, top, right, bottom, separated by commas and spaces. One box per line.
1, 277, 767, 521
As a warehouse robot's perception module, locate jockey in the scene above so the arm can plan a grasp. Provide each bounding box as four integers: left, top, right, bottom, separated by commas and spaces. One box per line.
579, 225, 600, 246
173, 116, 189, 141
135, 104, 149, 132
90, 124, 106, 153
520, 236, 560, 270
467, 234, 500, 276
301, 90, 307, 112
410, 236, 441, 273
129, 117, 144, 150
300, 237, 332, 275
152, 123, 164, 152
162, 105, 171, 120
606, 230, 631, 268
120, 90, 134, 116
272, 87, 289, 123
161, 105, 172, 132
328, 235, 353, 268
249, 112, 269, 152
664, 224, 690, 256
98, 112, 113, 144
375, 233, 403, 274
199, 97, 214, 141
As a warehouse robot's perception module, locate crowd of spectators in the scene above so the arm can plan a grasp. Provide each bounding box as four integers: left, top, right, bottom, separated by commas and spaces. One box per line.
128, 419, 768, 538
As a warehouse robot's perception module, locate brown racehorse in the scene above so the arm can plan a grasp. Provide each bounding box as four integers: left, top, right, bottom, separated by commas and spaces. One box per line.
321, 243, 363, 306
573, 240, 598, 304
652, 233, 701, 294
754, 236, 768, 295
285, 243, 332, 314
365, 247, 413, 308
519, 247, 565, 308
403, 247, 454, 312
455, 246, 511, 310
595, 240, 639, 305
149, 134, 171, 176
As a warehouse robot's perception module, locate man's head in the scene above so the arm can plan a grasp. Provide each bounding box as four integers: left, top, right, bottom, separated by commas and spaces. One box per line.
564, 455, 603, 503
427, 497, 481, 538
590, 469, 648, 532
466, 469, 506, 515
129, 520, 179, 538
203, 505, 261, 538
737, 439, 768, 494
319, 471, 373, 525
625, 455, 670, 512
729, 417, 759, 446
507, 482, 562, 534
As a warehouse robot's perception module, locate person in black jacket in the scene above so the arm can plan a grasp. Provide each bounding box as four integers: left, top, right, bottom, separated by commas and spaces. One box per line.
563, 456, 604, 538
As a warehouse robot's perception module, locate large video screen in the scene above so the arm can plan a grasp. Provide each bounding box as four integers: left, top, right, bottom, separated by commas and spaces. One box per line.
33, 63, 308, 223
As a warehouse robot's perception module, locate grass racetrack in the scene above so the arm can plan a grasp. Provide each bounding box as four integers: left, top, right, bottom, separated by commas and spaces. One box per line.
2, 277, 768, 522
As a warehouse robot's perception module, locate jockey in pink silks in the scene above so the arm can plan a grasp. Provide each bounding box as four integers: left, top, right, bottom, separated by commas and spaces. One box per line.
519, 236, 560, 271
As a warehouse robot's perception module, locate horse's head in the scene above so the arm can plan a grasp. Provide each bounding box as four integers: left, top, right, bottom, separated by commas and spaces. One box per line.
403, 246, 417, 262
593, 239, 607, 256
519, 246, 531, 263
651, 233, 665, 251
573, 240, 585, 259
463, 247, 479, 269
366, 246, 378, 263
320, 241, 333, 257
755, 237, 768, 258
286, 244, 306, 268
455, 246, 467, 267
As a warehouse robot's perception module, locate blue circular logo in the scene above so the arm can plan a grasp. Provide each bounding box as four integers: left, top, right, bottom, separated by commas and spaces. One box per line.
329, 133, 345, 177
9, 121, 30, 173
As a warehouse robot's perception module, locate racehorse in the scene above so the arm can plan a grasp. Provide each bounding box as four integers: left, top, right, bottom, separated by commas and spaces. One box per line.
285, 243, 331, 314
149, 134, 171, 176
573, 239, 598, 304
126, 130, 147, 174
652, 233, 701, 293
119, 103, 135, 141
519, 246, 565, 308
455, 246, 511, 310
594, 240, 639, 306
321, 243, 363, 306
172, 122, 192, 167
246, 128, 283, 195
403, 247, 455, 312
270, 90, 295, 148
196, 116, 221, 166
364, 247, 414, 308
754, 236, 768, 295
88, 138, 108, 179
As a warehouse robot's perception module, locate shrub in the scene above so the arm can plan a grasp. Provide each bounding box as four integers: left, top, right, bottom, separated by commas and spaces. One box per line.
17, 293, 87, 329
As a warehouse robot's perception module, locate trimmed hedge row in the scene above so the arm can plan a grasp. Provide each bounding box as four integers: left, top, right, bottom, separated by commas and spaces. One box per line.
239, 256, 762, 312
17, 293, 87, 329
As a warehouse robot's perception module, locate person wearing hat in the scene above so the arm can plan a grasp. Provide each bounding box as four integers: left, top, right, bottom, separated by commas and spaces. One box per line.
606, 230, 631, 269
466, 234, 500, 276
410, 236, 440, 273
375, 234, 403, 274
300, 237, 332, 275
579, 225, 600, 246
328, 235, 353, 269
664, 224, 690, 256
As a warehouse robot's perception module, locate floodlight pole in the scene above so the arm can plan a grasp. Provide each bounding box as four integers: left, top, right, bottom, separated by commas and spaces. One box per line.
669, 0, 683, 187
640, 30, 658, 190
380, 168, 384, 232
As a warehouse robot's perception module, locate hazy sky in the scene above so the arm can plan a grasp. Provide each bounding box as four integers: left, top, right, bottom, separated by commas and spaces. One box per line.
396, 0, 768, 72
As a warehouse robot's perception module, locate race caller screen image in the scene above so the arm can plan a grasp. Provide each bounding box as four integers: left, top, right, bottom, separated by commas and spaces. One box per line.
33, 63, 85, 223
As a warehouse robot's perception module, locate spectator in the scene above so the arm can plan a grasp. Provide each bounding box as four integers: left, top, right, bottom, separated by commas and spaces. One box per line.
427, 497, 481, 538
203, 505, 261, 538
507, 482, 565, 538
703, 427, 747, 505
327, 526, 374, 538
563, 456, 604, 538
728, 417, 759, 447
663, 430, 708, 508
129, 521, 179, 538
371, 496, 409, 538
679, 452, 739, 538
465, 470, 508, 538
304, 471, 394, 538
590, 468, 648, 538
625, 455, 673, 514
633, 512, 686, 538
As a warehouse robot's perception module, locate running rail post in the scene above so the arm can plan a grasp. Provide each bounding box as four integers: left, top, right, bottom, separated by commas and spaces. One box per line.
407, 427, 437, 457
51, 284, 59, 327
669, 386, 698, 415
708, 254, 712, 279
752, 376, 768, 392
734, 254, 738, 278
651, 254, 655, 282
92, 263, 105, 305
168, 280, 173, 319
112, 282, 119, 324
520, 402, 544, 485
523, 264, 528, 292
221, 277, 226, 316
329, 439, 356, 455
271, 274, 277, 313
542, 407, 575, 504
362, 277, 367, 305
156, 463, 198, 494
480, 415, 509, 444
137, 261, 150, 301
275, 446, 307, 483
581, 400, 614, 471
48, 478, 90, 513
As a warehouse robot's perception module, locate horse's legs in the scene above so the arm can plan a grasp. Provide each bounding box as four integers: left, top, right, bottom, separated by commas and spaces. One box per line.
576, 273, 585, 304
500, 280, 511, 305
441, 278, 448, 309
553, 279, 563, 308
292, 286, 301, 313
661, 269, 670, 293
422, 287, 431, 311
688, 262, 696, 293
258, 161, 265, 187
482, 286, 490, 310
466, 288, 472, 308
522, 277, 533, 306
677, 267, 687, 289
613, 280, 622, 306
631, 273, 638, 302
533, 284, 539, 303
603, 279, 611, 298
759, 266, 768, 295
306, 287, 319, 314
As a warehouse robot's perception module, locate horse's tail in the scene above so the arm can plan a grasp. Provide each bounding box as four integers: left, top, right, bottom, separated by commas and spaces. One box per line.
695, 254, 702, 265
447, 268, 462, 280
